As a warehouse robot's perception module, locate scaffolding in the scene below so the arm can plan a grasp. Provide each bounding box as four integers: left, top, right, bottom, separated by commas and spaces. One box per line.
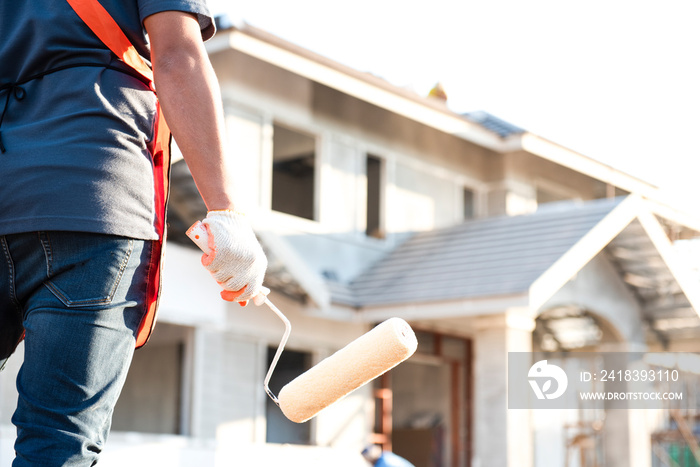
652, 361, 700, 467
565, 420, 605, 467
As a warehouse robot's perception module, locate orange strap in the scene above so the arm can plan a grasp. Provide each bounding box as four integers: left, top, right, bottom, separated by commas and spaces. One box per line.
66, 0, 172, 349
65, 0, 154, 87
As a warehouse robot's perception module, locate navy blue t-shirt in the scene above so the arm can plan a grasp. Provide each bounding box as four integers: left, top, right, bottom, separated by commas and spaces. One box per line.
0, 0, 214, 239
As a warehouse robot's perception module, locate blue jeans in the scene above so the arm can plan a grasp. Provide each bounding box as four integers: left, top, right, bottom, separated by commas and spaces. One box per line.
0, 231, 152, 466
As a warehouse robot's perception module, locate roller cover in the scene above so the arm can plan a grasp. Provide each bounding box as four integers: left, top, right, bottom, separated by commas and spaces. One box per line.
278, 317, 417, 423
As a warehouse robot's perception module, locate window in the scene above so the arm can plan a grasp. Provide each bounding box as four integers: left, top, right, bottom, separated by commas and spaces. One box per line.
266, 347, 312, 444
271, 124, 316, 220
366, 155, 384, 238
463, 187, 475, 220
111, 323, 190, 434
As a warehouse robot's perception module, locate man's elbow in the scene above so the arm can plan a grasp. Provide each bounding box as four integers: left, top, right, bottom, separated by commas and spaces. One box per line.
155, 43, 202, 72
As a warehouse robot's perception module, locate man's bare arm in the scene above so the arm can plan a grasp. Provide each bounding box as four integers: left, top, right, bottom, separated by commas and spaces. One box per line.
144, 12, 267, 304
144, 11, 235, 211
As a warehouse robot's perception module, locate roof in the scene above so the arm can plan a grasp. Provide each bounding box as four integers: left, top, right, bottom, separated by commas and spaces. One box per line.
207, 18, 662, 201
166, 152, 700, 343
339, 197, 625, 308
464, 111, 525, 138
326, 196, 700, 344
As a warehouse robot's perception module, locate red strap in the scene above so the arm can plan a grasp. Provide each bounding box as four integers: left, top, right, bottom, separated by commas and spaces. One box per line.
65, 0, 172, 349
136, 105, 171, 348
65, 0, 154, 86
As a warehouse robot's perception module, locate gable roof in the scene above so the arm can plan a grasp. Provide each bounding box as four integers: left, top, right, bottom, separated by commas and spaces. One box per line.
340, 197, 625, 308
327, 196, 700, 342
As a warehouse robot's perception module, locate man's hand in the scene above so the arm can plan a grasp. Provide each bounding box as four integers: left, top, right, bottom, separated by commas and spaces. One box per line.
199, 211, 267, 304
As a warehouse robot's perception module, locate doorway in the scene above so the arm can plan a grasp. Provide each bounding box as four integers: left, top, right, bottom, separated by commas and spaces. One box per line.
374, 330, 473, 467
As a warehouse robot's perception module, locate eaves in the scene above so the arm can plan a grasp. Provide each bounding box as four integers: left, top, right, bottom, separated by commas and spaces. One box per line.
207, 25, 661, 202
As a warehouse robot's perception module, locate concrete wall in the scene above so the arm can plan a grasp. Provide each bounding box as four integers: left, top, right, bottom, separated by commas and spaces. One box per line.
208, 49, 499, 283
207, 48, 614, 290
473, 312, 535, 467
540, 250, 645, 348
503, 151, 609, 202
484, 151, 610, 217
535, 251, 650, 467
212, 50, 606, 270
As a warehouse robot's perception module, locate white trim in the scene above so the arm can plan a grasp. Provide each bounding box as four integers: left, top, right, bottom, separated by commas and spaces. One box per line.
528, 195, 641, 310
646, 198, 700, 235
519, 133, 660, 200
636, 210, 700, 317
207, 30, 505, 151
179, 327, 196, 436
207, 28, 662, 207
360, 151, 373, 237
259, 115, 274, 211
189, 327, 206, 438
314, 130, 325, 223
506, 310, 538, 332
529, 196, 700, 317
356, 293, 530, 322
473, 308, 537, 332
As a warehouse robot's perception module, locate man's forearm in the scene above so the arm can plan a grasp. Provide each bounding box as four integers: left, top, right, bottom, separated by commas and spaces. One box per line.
145, 11, 236, 211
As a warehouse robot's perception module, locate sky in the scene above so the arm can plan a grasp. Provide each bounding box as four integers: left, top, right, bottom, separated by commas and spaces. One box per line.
208, 0, 700, 209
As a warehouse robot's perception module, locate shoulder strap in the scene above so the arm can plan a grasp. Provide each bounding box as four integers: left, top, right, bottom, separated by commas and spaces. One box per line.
66, 0, 172, 350
65, 0, 154, 86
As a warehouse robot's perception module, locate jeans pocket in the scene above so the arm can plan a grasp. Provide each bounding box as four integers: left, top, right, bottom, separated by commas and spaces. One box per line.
42, 232, 135, 308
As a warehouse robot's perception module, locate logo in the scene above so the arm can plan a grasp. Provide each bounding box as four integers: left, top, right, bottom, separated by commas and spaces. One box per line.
528, 360, 568, 400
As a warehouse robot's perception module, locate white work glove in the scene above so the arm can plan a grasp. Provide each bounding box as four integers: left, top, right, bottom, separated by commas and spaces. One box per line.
200, 210, 267, 305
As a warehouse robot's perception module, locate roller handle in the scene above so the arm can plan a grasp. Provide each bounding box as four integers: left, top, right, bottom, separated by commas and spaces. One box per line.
186, 221, 291, 406
185, 220, 211, 253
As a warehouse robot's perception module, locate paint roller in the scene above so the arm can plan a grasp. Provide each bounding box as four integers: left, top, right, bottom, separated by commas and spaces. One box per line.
186, 221, 418, 423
